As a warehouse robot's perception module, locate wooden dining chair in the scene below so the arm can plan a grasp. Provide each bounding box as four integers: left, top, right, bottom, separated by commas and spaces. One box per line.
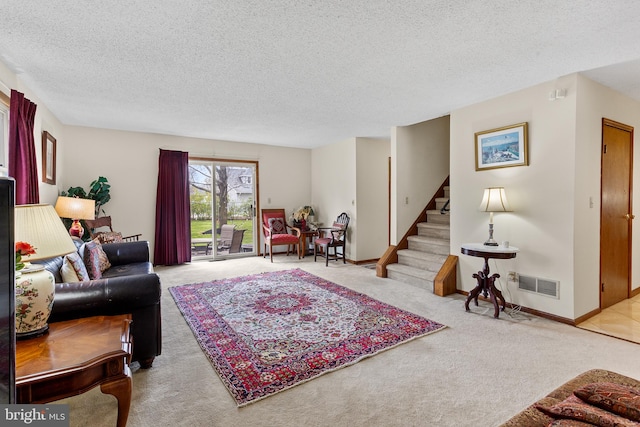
314, 212, 349, 266
84, 216, 142, 243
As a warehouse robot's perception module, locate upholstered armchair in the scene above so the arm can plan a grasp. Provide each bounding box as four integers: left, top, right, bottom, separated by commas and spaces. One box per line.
314, 212, 350, 266
261, 209, 301, 262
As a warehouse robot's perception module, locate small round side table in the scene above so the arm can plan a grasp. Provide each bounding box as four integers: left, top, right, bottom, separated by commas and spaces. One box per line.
461, 243, 519, 318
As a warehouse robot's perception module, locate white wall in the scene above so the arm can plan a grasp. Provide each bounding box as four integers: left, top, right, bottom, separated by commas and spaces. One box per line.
311, 137, 390, 262
62, 126, 312, 260
451, 76, 578, 319
355, 137, 389, 261
451, 73, 640, 320
391, 116, 450, 244
311, 137, 356, 259
573, 74, 640, 317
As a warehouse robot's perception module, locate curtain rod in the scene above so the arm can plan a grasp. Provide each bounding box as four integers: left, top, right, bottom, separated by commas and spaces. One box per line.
158, 146, 260, 161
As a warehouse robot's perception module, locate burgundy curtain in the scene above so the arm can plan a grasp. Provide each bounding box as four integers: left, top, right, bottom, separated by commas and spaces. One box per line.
8, 90, 39, 205
153, 149, 191, 265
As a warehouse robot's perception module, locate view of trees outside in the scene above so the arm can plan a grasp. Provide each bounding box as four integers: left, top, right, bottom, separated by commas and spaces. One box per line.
188, 162, 254, 242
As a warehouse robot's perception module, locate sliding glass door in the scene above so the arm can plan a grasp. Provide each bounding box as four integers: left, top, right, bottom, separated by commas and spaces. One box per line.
188, 158, 257, 260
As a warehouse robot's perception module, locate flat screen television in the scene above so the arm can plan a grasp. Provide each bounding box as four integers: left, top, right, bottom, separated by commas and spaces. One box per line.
0, 177, 15, 403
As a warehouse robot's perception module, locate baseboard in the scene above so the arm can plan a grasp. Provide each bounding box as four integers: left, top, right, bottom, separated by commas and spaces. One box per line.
353, 258, 379, 265
575, 307, 601, 325
455, 290, 576, 326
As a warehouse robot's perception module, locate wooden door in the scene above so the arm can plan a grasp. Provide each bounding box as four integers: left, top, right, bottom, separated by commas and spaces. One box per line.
600, 118, 634, 309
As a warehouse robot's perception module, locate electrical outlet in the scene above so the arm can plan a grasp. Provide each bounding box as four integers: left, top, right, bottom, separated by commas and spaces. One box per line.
508, 271, 518, 282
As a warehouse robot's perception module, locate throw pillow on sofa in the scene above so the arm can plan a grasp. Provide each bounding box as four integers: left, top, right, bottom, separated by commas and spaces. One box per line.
536, 394, 640, 426
574, 382, 640, 422
61, 252, 90, 282
96, 231, 123, 244
84, 239, 111, 279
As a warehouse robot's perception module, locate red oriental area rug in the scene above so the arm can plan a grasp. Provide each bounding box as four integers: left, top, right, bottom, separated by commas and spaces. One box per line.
169, 269, 446, 406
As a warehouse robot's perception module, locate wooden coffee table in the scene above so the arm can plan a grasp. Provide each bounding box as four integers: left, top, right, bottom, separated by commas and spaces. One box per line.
16, 315, 133, 427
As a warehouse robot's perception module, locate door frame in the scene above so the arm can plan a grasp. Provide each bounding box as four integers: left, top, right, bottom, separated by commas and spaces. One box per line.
189, 156, 259, 260
599, 118, 634, 308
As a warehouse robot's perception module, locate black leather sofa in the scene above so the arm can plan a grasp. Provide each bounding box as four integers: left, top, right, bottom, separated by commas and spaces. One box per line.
36, 239, 162, 368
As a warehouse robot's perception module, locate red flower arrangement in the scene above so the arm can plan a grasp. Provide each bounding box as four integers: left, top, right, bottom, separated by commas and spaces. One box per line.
15, 241, 37, 271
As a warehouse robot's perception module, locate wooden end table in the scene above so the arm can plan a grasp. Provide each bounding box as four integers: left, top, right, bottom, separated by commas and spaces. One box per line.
461, 243, 519, 318
298, 229, 319, 258
16, 314, 133, 427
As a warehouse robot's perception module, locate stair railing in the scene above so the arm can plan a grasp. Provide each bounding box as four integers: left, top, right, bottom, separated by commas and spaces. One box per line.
440, 199, 450, 214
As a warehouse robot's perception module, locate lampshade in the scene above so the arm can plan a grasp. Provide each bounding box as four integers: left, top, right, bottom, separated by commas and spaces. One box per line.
14, 204, 78, 262
54, 196, 95, 220
478, 187, 512, 212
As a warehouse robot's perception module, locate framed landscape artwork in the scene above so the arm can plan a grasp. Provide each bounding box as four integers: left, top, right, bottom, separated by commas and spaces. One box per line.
475, 122, 529, 171
41, 131, 56, 184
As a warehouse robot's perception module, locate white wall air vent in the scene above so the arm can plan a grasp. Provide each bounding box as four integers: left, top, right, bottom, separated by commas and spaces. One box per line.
518, 275, 559, 299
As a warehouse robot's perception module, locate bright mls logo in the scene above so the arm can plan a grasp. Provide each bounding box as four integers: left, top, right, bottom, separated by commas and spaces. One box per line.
0, 405, 69, 426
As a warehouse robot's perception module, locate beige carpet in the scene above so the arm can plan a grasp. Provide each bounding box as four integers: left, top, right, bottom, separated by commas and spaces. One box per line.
57, 255, 640, 426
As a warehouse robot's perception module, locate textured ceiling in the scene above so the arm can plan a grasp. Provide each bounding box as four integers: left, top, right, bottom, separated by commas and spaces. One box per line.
1, 1, 640, 149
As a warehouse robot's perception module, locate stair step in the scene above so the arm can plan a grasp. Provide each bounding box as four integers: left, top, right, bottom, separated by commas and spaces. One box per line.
426, 210, 450, 224
417, 222, 450, 239
407, 235, 449, 255
397, 249, 447, 272
387, 263, 437, 292
435, 197, 450, 211
381, 183, 452, 293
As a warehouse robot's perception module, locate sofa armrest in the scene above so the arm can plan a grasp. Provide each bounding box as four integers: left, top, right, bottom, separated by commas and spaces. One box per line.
102, 240, 151, 266
49, 273, 162, 365
50, 273, 161, 320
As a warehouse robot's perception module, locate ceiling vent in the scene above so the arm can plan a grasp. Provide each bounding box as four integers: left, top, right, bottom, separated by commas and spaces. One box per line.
518, 275, 559, 299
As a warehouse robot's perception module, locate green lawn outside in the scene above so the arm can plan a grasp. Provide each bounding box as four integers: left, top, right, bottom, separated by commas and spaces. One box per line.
191, 219, 254, 244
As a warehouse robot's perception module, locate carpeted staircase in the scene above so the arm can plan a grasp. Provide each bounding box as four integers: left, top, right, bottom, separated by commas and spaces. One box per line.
386, 186, 450, 292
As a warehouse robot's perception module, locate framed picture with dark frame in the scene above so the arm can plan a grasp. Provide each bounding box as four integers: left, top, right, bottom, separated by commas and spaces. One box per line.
41, 131, 56, 184
475, 122, 528, 171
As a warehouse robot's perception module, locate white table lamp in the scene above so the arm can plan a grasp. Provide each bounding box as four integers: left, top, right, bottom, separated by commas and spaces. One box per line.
478, 187, 512, 246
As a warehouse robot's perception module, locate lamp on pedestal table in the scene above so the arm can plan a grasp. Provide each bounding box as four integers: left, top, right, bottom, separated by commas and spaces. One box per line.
54, 196, 95, 238
478, 187, 512, 246
14, 204, 77, 339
